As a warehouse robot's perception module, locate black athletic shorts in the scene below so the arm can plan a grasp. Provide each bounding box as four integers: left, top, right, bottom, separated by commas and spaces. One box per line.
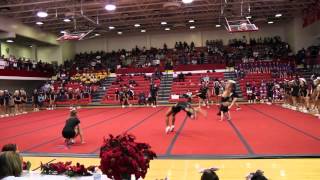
62, 129, 76, 139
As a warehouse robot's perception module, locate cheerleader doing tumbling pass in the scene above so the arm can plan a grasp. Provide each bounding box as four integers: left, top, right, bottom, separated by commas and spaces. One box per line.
165, 102, 207, 134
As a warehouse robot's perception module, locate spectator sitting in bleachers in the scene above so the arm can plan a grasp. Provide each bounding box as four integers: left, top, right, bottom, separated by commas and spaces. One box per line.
178, 72, 185, 82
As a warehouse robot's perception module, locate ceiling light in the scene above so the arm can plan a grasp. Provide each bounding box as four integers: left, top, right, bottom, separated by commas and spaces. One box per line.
63, 18, 71, 22
161, 21, 167, 25
134, 24, 140, 27
190, 26, 196, 29
60, 30, 66, 34
141, 29, 146, 33
165, 27, 170, 31
246, 16, 252, 19
6, 40, 14, 43
105, 4, 116, 11
188, 19, 195, 23
37, 11, 48, 18
36, 21, 44, 25
275, 13, 282, 17
95, 33, 100, 36
182, 0, 193, 4
268, 21, 274, 24
117, 31, 122, 35
29, 45, 33, 47
109, 26, 115, 30
215, 24, 221, 27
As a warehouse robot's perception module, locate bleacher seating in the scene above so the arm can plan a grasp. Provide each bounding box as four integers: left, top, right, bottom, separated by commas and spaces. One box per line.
169, 72, 224, 103
101, 75, 160, 105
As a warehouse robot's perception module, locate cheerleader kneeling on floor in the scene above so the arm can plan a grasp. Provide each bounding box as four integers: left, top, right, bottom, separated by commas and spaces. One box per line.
62, 109, 84, 145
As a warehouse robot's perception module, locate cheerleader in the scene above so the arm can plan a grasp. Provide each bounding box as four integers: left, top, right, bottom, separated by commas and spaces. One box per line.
218, 80, 238, 121
213, 79, 220, 103
13, 90, 21, 115
48, 89, 56, 110
62, 109, 84, 145
165, 101, 207, 134
20, 89, 27, 114
120, 86, 130, 108
32, 89, 40, 111
291, 79, 300, 109
197, 83, 210, 108
246, 82, 253, 103
0, 90, 4, 117
313, 78, 320, 117
230, 82, 241, 110
298, 78, 309, 112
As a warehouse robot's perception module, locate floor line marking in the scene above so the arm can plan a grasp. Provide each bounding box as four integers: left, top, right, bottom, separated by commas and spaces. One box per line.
165, 115, 188, 155
22, 108, 138, 152
248, 105, 320, 141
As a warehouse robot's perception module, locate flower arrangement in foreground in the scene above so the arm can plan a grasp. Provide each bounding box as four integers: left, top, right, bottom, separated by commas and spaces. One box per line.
22, 161, 31, 171
99, 133, 157, 180
40, 161, 96, 177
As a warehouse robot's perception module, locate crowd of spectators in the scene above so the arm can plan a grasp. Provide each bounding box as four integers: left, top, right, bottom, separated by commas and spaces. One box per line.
0, 55, 54, 74
235, 61, 296, 79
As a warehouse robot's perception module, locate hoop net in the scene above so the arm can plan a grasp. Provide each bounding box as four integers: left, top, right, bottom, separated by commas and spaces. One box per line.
225, 17, 259, 33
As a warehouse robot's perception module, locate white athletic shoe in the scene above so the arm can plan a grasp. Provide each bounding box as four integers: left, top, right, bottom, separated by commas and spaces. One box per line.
170, 126, 175, 132
236, 107, 241, 111
122, 105, 125, 108
165, 126, 170, 134
0, 115, 4, 118
5, 114, 9, 117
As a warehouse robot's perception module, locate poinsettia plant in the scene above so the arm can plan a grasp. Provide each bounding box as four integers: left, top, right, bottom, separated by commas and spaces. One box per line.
22, 161, 31, 171
99, 133, 157, 180
40, 161, 96, 177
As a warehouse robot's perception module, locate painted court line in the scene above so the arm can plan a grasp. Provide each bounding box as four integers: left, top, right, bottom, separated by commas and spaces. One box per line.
227, 120, 255, 155
248, 105, 320, 141
0, 109, 106, 141
165, 115, 188, 155
22, 108, 137, 152
91, 107, 166, 154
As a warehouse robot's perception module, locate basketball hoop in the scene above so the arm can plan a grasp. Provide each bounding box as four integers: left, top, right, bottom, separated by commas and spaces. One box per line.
225, 17, 258, 33
56, 29, 95, 41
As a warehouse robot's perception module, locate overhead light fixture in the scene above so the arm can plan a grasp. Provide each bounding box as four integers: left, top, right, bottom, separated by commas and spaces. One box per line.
95, 33, 100, 36
165, 27, 170, 31
268, 21, 274, 24
182, 0, 193, 4
37, 11, 48, 18
117, 31, 122, 35
275, 13, 282, 17
161, 21, 167, 25
105, 4, 116, 11
134, 24, 140, 27
29, 45, 33, 47
215, 24, 221, 27
190, 26, 196, 29
109, 26, 115, 30
60, 30, 67, 34
63, 18, 71, 22
246, 16, 252, 19
36, 21, 44, 25
141, 29, 146, 33
6, 40, 14, 43
188, 19, 195, 23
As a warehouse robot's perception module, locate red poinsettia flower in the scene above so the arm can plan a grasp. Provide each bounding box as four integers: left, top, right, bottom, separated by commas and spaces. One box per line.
100, 133, 157, 180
